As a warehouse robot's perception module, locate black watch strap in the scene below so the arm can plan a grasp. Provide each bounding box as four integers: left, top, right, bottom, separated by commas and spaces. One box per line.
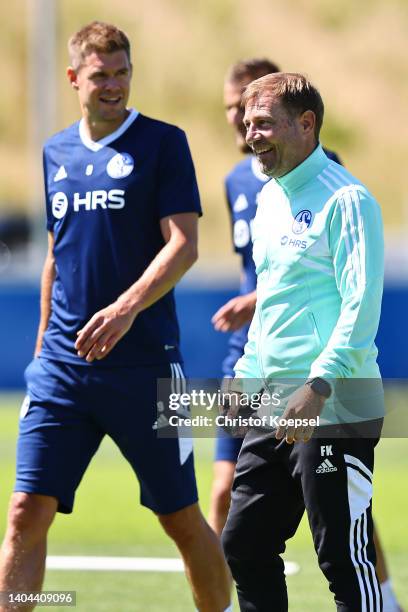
305, 377, 332, 398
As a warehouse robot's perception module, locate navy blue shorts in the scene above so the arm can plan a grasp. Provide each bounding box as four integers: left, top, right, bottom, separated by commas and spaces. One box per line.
214, 367, 243, 462
16, 358, 198, 515
214, 428, 243, 462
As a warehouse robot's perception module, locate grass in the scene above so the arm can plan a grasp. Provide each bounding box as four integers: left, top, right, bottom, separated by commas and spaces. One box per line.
0, 394, 407, 611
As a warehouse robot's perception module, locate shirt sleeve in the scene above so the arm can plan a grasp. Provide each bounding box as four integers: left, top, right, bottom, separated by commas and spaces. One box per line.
157, 127, 202, 219
308, 187, 384, 380
43, 147, 54, 231
224, 178, 239, 254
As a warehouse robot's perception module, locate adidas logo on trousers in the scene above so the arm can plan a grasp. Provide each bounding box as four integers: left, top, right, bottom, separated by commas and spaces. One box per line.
316, 459, 338, 473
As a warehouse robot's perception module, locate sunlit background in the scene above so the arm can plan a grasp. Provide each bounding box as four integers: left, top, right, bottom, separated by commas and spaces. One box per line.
2, 0, 408, 269
0, 3, 407, 610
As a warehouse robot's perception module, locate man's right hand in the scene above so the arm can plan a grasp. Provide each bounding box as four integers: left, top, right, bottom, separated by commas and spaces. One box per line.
275, 384, 326, 444
212, 291, 256, 332
75, 300, 137, 362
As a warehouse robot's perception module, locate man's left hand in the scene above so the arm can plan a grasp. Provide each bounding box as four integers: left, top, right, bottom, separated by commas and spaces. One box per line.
75, 302, 136, 362
212, 291, 256, 332
275, 384, 326, 444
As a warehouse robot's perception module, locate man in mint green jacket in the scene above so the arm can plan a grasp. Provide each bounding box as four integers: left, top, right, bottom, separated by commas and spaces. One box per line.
222, 73, 385, 612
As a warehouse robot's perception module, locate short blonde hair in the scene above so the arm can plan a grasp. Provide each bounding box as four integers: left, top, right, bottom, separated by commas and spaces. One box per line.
242, 72, 324, 140
68, 21, 131, 70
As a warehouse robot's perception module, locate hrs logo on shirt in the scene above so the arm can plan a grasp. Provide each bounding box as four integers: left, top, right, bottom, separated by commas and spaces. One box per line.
50, 152, 134, 218
52, 189, 125, 218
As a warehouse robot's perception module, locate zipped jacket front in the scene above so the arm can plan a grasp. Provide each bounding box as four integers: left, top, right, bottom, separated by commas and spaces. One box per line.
234, 146, 384, 423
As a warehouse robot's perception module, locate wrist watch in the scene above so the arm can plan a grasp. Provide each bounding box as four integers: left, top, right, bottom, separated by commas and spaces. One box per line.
305, 377, 332, 398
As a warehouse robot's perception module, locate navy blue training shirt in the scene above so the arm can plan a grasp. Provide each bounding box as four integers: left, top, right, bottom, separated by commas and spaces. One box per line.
222, 155, 269, 375
41, 109, 201, 366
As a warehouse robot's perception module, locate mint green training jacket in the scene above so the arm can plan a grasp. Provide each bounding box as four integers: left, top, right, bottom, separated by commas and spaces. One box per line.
234, 145, 384, 423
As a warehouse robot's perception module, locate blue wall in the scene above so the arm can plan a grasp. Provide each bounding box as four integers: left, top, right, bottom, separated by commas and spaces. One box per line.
0, 283, 407, 389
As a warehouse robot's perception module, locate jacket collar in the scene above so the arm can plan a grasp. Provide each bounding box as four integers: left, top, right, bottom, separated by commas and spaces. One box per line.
275, 144, 328, 195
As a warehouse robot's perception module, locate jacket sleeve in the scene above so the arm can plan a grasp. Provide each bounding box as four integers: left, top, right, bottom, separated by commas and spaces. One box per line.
308, 186, 384, 380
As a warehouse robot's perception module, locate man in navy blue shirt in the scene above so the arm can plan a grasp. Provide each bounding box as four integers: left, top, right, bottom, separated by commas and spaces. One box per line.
208, 57, 402, 612
0, 22, 230, 612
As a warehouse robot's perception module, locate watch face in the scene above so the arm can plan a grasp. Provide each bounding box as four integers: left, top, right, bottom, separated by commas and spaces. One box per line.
307, 378, 331, 398
314, 378, 331, 398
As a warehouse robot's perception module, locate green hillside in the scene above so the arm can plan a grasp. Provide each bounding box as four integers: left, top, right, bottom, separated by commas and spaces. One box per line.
1, 0, 407, 258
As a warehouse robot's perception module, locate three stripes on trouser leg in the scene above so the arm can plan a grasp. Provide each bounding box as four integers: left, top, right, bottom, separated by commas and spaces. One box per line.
345, 453, 382, 612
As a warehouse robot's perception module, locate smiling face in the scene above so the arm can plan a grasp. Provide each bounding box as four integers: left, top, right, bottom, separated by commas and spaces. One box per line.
67, 49, 132, 139
243, 93, 316, 178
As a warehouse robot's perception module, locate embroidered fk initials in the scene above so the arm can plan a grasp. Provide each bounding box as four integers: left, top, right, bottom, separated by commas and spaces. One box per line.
320, 445, 333, 457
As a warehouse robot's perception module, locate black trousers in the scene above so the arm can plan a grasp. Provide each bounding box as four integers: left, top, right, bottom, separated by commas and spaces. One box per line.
222, 424, 383, 612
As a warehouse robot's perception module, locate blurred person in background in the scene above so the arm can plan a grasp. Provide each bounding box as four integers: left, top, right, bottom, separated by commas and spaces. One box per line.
0, 21, 231, 612
210, 58, 402, 612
